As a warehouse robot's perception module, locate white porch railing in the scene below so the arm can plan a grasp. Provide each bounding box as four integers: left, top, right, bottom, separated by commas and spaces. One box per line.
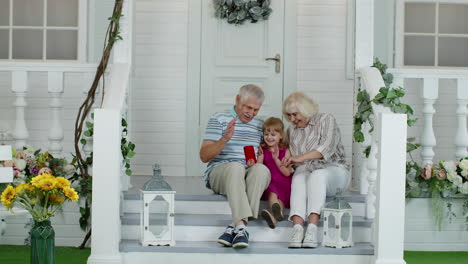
387, 68, 468, 164
357, 67, 408, 264
87, 0, 133, 263
0, 63, 99, 155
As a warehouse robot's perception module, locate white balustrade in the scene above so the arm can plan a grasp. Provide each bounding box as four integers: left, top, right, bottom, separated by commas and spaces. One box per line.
11, 71, 29, 149
455, 79, 468, 160
358, 67, 391, 220
421, 78, 438, 165
48, 72, 65, 156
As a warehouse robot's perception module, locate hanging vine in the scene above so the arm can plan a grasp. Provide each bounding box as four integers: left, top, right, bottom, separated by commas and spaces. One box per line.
72, 0, 124, 249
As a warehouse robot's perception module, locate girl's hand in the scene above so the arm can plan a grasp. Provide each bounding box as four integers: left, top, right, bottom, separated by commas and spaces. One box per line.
246, 159, 256, 167
257, 146, 264, 164
272, 145, 280, 161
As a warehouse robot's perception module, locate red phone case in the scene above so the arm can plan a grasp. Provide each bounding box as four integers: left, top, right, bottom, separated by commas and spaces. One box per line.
243, 145, 257, 163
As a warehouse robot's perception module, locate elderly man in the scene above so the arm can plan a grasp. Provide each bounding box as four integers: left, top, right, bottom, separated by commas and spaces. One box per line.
200, 84, 271, 249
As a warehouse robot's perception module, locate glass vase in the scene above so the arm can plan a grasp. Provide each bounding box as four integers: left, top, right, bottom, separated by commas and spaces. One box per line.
30, 220, 56, 264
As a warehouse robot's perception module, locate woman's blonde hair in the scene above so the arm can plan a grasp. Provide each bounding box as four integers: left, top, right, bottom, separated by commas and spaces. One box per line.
282, 91, 319, 122
262, 117, 288, 149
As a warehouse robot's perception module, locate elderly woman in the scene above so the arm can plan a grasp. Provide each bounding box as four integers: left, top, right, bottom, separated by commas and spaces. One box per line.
282, 92, 350, 248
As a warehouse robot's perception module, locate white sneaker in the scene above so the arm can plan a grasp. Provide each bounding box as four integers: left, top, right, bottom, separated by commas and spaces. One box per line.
288, 225, 304, 248
302, 224, 318, 248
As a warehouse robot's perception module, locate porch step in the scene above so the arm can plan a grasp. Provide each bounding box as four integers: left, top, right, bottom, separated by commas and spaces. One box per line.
123, 193, 367, 216
121, 213, 372, 242
120, 240, 374, 264
120, 240, 374, 254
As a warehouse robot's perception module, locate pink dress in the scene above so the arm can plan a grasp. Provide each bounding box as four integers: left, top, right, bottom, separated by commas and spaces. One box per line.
261, 147, 292, 208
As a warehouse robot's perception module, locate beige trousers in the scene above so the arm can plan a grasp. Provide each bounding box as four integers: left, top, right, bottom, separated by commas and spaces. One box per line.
209, 162, 271, 224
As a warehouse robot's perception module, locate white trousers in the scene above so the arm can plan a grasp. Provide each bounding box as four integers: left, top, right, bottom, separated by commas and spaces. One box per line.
289, 165, 350, 221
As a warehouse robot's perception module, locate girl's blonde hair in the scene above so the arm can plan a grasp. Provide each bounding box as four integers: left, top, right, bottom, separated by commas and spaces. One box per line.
282, 91, 319, 122
262, 117, 288, 149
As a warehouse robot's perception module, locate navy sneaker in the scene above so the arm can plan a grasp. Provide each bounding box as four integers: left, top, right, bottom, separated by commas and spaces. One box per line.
232, 228, 249, 248
217, 225, 235, 247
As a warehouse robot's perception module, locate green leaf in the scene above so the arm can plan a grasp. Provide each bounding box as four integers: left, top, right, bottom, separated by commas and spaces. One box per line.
86, 121, 93, 128
80, 139, 87, 145
354, 131, 364, 142
127, 151, 136, 158
387, 89, 397, 99
125, 169, 132, 176
364, 146, 371, 158
84, 130, 92, 137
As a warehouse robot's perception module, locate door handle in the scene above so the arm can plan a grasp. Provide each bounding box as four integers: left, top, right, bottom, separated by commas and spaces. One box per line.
265, 54, 280, 73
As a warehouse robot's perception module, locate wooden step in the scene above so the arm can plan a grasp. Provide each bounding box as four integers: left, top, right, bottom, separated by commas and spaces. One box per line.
121, 213, 372, 242
120, 240, 374, 264
123, 193, 367, 216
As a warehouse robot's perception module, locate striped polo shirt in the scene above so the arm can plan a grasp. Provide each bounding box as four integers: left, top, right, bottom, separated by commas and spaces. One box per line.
202, 106, 264, 188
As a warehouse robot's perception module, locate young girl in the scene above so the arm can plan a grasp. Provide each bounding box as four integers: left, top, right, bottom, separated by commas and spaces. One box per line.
258, 117, 293, 229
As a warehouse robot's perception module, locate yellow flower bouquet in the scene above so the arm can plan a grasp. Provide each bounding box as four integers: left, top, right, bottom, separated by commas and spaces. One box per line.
1, 172, 79, 222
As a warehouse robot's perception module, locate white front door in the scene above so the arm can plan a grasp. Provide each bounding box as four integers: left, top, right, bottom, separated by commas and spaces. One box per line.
200, 0, 285, 128
189, 0, 286, 176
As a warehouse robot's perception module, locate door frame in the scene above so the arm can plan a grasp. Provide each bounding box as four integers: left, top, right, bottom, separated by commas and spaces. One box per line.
185, 0, 297, 176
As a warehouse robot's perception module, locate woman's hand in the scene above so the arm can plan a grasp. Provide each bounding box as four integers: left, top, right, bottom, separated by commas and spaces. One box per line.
282, 155, 302, 166
246, 159, 256, 167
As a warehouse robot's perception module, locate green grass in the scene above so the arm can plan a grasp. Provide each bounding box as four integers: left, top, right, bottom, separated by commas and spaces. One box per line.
0, 245, 90, 264
404, 251, 468, 264
0, 246, 467, 264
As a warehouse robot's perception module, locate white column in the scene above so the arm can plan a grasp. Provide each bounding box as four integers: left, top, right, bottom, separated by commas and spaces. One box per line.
420, 78, 438, 165
87, 109, 122, 264
455, 79, 468, 160
355, 0, 374, 69
354, 0, 375, 194
11, 71, 29, 149
48, 72, 64, 156
374, 113, 407, 264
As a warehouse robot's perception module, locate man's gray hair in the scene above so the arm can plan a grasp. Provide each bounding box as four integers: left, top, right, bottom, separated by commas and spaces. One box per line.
238, 84, 265, 104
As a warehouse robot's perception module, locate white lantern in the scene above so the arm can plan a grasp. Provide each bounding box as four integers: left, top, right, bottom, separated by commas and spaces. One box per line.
139, 164, 176, 246
0, 145, 13, 183
321, 192, 353, 248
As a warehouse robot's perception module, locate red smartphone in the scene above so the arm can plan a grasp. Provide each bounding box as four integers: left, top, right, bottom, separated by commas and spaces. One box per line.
243, 145, 257, 164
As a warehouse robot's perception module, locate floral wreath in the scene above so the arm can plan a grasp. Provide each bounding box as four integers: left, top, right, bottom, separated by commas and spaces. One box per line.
214, 0, 272, 25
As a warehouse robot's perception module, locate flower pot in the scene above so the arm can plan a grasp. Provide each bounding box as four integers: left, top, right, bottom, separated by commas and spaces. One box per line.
30, 220, 55, 264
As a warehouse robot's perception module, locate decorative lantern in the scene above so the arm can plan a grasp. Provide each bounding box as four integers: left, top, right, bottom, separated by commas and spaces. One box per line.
321, 190, 353, 248
0, 145, 13, 183
139, 164, 176, 246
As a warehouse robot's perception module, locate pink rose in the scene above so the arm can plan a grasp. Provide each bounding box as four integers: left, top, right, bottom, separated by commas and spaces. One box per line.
38, 167, 53, 175
15, 152, 26, 159
421, 164, 433, 180
3, 160, 14, 167
436, 169, 446, 180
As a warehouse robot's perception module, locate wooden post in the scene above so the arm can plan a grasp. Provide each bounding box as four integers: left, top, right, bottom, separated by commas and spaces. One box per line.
374, 113, 407, 264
